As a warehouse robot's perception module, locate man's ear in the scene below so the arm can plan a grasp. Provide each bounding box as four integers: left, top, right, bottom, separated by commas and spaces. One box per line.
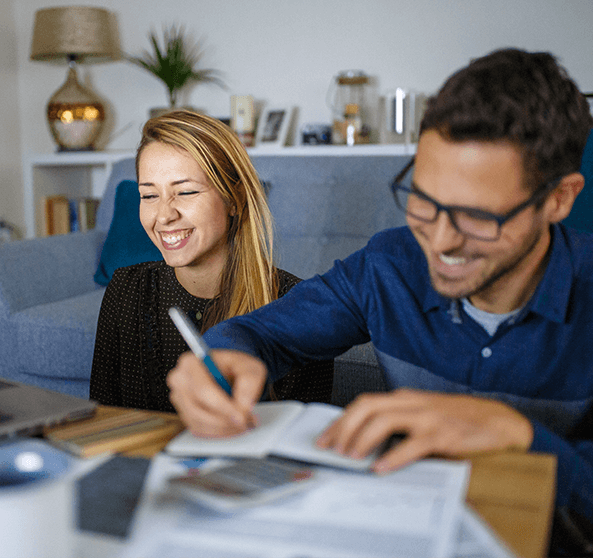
546, 172, 585, 224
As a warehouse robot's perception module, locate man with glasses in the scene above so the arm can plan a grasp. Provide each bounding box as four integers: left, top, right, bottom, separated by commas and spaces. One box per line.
168, 49, 593, 553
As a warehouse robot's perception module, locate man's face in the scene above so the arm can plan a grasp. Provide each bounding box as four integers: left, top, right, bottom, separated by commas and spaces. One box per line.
409, 130, 553, 313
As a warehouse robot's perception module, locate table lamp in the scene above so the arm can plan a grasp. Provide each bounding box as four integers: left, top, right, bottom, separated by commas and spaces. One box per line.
30, 6, 120, 151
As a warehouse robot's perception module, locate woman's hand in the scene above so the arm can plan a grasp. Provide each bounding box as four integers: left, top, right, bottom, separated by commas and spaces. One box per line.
167, 349, 267, 438
317, 389, 534, 473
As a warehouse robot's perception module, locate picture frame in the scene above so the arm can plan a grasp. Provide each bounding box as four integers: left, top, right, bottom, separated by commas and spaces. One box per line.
255, 106, 293, 147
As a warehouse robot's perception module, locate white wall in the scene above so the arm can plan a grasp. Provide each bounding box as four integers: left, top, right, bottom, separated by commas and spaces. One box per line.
0, 0, 23, 237
6, 0, 593, 235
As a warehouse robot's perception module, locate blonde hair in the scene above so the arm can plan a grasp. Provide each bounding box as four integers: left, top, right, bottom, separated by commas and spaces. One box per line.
136, 110, 278, 330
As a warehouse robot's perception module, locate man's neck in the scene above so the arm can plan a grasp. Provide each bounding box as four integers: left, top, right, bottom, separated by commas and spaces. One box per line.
468, 229, 552, 314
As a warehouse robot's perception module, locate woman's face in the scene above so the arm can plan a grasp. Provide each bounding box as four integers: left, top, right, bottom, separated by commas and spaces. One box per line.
138, 142, 232, 280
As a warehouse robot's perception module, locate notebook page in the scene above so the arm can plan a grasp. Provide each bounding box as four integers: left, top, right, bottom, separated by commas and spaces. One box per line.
165, 401, 304, 458
272, 402, 376, 470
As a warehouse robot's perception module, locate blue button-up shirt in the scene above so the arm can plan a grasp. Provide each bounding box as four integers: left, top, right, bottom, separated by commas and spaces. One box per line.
206, 224, 593, 534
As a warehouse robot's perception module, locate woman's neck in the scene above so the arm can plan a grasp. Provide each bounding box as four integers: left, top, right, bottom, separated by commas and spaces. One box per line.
174, 265, 222, 299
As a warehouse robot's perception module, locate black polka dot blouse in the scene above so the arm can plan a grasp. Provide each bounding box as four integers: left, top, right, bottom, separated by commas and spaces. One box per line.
89, 261, 333, 411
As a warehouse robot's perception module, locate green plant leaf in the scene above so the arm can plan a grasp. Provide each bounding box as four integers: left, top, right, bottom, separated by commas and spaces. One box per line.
127, 25, 225, 107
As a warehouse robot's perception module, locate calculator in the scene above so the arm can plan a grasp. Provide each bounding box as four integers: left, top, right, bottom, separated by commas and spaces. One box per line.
168, 457, 316, 511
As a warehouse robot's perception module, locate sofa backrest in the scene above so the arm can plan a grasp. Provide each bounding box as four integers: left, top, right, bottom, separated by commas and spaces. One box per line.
252, 154, 408, 278
94, 154, 409, 280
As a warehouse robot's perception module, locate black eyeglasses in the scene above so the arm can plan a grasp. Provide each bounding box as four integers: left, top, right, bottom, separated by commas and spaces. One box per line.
390, 158, 562, 241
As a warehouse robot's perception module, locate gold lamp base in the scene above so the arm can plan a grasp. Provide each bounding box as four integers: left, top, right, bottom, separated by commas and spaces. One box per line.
47, 63, 105, 151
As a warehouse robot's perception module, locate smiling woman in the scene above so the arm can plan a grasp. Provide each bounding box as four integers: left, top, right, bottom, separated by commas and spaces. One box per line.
89, 110, 333, 412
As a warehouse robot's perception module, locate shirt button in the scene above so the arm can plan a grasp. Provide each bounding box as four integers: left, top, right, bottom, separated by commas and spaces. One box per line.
195, 311, 202, 321
481, 347, 492, 358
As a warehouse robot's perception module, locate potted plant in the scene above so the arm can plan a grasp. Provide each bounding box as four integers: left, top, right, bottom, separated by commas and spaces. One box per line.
128, 25, 225, 114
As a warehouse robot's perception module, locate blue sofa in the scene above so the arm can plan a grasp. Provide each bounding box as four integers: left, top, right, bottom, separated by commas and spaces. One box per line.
0, 154, 408, 402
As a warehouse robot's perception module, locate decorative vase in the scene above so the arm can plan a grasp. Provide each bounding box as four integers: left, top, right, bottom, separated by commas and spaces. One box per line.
47, 64, 105, 151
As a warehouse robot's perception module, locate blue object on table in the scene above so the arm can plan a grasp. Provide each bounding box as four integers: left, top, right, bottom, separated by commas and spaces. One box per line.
0, 438, 71, 487
77, 455, 151, 538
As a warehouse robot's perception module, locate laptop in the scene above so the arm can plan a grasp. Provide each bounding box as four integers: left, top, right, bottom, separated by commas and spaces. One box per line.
0, 377, 97, 438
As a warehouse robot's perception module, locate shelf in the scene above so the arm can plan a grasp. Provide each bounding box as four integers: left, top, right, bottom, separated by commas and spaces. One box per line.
247, 143, 417, 157
26, 150, 136, 166
22, 144, 416, 238
22, 151, 136, 238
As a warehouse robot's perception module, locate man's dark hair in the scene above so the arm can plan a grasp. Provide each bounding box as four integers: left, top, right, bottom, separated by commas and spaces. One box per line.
420, 48, 593, 190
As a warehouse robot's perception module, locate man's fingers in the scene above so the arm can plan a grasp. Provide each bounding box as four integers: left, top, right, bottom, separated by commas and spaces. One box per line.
317, 392, 410, 454
372, 435, 435, 473
167, 350, 267, 438
168, 355, 247, 436
223, 352, 267, 420
318, 389, 534, 473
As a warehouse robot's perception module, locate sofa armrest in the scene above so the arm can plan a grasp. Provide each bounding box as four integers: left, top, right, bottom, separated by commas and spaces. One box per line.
331, 342, 387, 407
0, 230, 106, 314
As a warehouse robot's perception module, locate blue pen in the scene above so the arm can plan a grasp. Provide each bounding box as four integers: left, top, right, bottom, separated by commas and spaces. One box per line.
168, 307, 232, 395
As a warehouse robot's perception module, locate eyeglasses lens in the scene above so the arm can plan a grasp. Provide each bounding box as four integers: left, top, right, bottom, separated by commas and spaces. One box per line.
397, 189, 500, 240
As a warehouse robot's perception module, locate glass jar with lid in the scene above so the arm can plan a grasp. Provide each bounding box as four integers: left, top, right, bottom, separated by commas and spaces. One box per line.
327, 70, 371, 145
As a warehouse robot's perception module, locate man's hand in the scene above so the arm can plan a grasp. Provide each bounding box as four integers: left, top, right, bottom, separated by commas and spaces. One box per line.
167, 349, 267, 438
317, 389, 534, 473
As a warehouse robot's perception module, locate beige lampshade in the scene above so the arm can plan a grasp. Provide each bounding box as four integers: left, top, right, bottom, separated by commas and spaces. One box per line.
30, 6, 120, 63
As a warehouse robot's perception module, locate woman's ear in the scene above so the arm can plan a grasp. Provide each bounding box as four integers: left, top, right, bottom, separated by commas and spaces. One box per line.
546, 172, 585, 223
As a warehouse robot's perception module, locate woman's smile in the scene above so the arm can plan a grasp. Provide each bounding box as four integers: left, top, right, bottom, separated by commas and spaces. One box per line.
159, 228, 194, 249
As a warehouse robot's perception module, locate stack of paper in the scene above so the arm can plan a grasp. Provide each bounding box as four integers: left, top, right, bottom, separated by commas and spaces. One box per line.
119, 402, 518, 558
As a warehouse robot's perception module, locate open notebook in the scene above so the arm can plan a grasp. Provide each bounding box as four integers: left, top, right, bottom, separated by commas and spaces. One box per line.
165, 401, 380, 470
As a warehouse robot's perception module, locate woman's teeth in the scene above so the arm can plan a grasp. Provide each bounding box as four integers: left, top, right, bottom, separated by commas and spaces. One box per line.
161, 230, 191, 245
440, 254, 467, 266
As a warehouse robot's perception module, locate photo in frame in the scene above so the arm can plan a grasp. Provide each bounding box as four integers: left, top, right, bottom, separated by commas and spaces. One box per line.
255, 106, 293, 147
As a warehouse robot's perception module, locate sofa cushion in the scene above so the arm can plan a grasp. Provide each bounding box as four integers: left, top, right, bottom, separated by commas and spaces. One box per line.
252, 155, 406, 278
94, 180, 162, 286
12, 289, 106, 382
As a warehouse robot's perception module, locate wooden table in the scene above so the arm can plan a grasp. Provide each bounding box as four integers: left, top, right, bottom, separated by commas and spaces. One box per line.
47, 406, 556, 558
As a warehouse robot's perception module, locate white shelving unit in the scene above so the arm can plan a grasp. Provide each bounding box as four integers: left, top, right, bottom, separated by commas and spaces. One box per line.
23, 150, 135, 238
22, 143, 417, 238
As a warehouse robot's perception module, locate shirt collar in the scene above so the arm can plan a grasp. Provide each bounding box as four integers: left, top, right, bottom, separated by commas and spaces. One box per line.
527, 224, 572, 323
420, 223, 573, 323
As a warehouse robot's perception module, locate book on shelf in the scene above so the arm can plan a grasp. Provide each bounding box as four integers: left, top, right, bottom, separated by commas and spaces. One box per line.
44, 195, 100, 236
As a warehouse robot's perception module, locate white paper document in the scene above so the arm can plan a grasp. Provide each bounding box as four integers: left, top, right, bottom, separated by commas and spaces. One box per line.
124, 454, 472, 558
456, 505, 517, 558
